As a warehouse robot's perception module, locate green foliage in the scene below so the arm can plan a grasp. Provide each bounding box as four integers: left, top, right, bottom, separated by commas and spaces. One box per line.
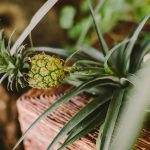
88, 0, 109, 55
0, 30, 32, 90
0, 0, 145, 149
59, 0, 150, 46
98, 90, 125, 150
111, 62, 150, 150
60, 6, 76, 29
13, 2, 150, 150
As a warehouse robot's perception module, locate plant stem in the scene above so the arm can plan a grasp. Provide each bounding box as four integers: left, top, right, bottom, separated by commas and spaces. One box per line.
10, 0, 59, 55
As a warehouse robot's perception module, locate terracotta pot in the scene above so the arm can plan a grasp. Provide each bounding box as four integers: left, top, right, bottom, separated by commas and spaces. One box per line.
17, 85, 150, 150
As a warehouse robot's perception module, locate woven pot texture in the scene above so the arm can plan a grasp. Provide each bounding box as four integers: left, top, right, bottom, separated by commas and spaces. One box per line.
17, 85, 150, 150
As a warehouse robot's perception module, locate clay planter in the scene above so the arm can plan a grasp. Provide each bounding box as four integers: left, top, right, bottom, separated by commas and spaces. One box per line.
17, 85, 150, 150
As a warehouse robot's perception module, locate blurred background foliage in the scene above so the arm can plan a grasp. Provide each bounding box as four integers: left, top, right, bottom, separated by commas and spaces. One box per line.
1, 0, 150, 49
59, 0, 150, 48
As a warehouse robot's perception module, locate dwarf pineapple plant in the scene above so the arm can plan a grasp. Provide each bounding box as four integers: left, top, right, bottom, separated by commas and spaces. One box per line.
0, 0, 147, 150
14, 7, 150, 150
0, 31, 65, 90
0, 31, 99, 90
0, 30, 99, 90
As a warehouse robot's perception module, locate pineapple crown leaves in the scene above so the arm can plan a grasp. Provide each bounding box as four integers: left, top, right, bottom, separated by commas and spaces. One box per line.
0, 30, 33, 90
13, 1, 150, 150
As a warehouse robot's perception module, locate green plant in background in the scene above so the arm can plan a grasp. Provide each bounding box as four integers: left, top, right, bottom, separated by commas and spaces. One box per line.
60, 6, 76, 30
9, 0, 150, 150
0, 0, 149, 149
59, 0, 150, 47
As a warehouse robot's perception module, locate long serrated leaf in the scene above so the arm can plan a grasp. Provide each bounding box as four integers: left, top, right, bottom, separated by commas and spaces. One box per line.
98, 89, 125, 150
47, 91, 112, 150
65, 79, 107, 95
130, 39, 150, 72
64, 103, 108, 143
13, 88, 83, 150
88, 0, 109, 55
104, 39, 132, 75
79, 46, 104, 62
11, 0, 59, 55
13, 75, 118, 150
29, 47, 70, 57
76, 0, 106, 46
111, 62, 150, 150
123, 14, 150, 75
137, 42, 150, 66
68, 75, 120, 89
58, 105, 108, 150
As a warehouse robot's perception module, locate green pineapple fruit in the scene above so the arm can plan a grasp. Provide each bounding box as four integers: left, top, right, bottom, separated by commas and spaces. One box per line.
28, 53, 65, 89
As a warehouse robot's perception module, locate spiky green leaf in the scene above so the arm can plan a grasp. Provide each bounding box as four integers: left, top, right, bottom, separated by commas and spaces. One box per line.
122, 14, 150, 75
47, 91, 112, 150
88, 0, 109, 55
58, 105, 108, 150
13, 75, 119, 150
97, 89, 125, 150
111, 62, 150, 150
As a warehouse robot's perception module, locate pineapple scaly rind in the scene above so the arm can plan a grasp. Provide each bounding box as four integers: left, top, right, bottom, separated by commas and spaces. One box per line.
28, 53, 66, 89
